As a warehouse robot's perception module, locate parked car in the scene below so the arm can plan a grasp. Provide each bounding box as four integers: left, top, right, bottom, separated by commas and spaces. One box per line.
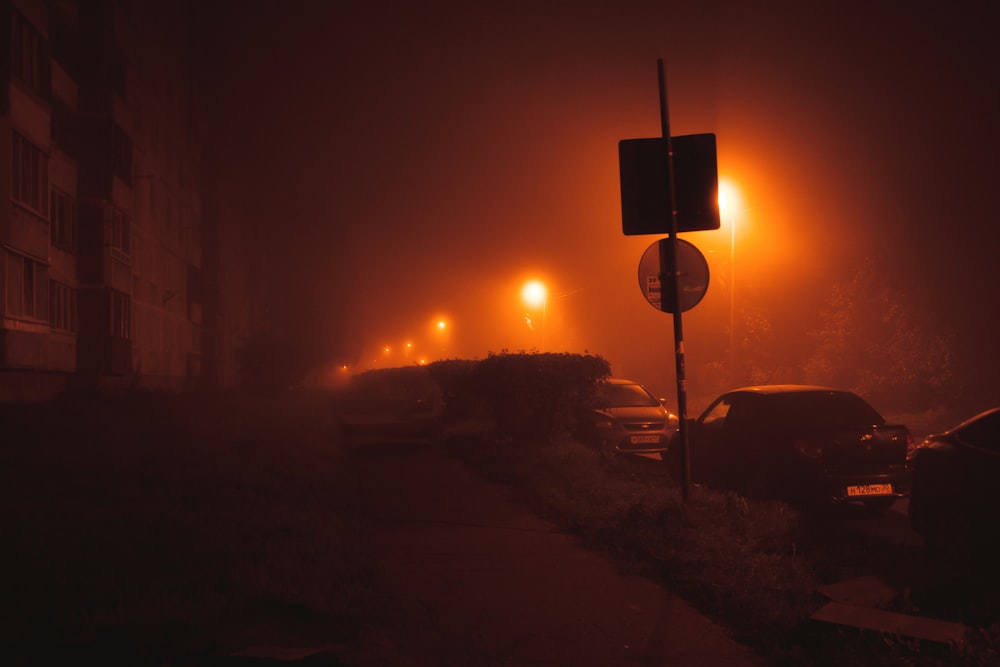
576, 378, 678, 456
664, 385, 913, 510
908, 407, 1000, 566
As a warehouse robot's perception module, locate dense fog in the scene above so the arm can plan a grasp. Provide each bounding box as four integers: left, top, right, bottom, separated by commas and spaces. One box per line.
201, 1, 1000, 410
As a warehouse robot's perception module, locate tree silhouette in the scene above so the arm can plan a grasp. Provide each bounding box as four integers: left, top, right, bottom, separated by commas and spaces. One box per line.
804, 258, 956, 410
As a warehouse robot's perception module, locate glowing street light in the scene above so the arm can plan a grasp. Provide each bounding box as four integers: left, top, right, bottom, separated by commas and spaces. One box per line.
432, 316, 450, 359
718, 179, 743, 382
521, 279, 548, 351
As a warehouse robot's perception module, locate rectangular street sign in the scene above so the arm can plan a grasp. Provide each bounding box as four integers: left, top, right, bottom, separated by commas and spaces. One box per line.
619, 133, 721, 235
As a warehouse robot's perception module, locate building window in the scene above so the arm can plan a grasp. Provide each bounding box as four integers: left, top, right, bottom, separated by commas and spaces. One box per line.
4, 251, 48, 321
110, 207, 131, 260
51, 189, 77, 251
111, 123, 132, 185
109, 290, 130, 339
49, 281, 77, 333
10, 8, 46, 95
12, 132, 49, 216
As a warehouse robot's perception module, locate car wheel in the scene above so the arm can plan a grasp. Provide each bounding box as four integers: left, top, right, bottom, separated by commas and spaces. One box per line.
596, 438, 616, 456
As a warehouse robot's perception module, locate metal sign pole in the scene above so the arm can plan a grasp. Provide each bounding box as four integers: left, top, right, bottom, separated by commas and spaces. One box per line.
657, 58, 692, 503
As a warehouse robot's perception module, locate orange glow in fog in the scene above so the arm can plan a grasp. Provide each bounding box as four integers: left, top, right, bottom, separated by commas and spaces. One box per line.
521, 280, 548, 308
717, 178, 745, 231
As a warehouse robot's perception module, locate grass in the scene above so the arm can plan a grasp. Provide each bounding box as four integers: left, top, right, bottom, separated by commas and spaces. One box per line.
442, 419, 1000, 666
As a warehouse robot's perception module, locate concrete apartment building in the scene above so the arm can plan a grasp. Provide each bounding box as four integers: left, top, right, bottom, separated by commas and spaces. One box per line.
1, 0, 249, 398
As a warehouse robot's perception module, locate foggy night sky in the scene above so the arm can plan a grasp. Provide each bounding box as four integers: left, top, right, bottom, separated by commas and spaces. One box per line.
202, 0, 999, 404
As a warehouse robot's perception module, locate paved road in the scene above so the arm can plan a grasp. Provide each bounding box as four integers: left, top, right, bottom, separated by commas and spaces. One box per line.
335, 436, 767, 667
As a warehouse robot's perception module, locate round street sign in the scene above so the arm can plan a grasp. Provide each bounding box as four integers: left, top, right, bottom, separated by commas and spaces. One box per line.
638, 238, 710, 313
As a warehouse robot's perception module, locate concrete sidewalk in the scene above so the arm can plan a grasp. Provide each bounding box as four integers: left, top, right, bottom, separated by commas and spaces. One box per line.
335, 438, 767, 667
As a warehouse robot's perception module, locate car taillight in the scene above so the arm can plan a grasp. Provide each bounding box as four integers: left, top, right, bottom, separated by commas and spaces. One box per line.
793, 438, 824, 461
905, 433, 917, 464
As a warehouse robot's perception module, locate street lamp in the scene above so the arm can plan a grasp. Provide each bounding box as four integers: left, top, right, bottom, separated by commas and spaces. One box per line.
718, 180, 742, 383
432, 317, 450, 359
521, 279, 548, 351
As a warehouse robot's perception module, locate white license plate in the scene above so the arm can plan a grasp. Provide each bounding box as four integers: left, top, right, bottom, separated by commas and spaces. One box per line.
630, 435, 661, 444
846, 483, 893, 497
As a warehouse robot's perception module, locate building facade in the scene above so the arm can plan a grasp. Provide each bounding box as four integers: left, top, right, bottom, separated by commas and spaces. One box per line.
1, 0, 247, 398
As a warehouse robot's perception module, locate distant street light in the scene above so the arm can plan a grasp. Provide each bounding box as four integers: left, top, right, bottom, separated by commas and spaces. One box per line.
521, 279, 548, 351
433, 317, 450, 359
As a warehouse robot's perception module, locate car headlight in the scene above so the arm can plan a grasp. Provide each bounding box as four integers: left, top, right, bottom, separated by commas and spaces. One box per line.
594, 416, 616, 430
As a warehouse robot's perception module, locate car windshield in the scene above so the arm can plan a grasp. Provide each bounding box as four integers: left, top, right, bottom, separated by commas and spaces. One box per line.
766, 391, 884, 431
599, 383, 660, 408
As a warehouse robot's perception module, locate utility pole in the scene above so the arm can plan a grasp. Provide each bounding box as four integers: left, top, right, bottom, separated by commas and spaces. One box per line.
656, 59, 692, 502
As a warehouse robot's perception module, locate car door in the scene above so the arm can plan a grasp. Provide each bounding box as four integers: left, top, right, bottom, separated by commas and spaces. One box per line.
693, 392, 769, 493
950, 413, 1000, 542
913, 411, 1000, 559
692, 394, 741, 487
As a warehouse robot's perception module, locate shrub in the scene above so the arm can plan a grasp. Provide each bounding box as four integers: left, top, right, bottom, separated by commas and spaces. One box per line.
348, 365, 443, 414
427, 359, 484, 420
474, 352, 610, 443
346, 352, 611, 445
